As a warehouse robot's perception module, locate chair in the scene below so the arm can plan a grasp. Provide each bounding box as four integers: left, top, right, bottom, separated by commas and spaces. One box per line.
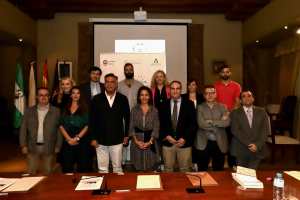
267, 113, 300, 165
275, 96, 297, 137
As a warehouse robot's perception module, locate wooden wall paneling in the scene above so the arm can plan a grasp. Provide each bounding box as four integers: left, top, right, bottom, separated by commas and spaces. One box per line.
187, 24, 204, 93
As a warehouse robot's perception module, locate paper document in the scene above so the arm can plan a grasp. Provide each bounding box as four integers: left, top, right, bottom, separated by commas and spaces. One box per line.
75, 176, 103, 191
236, 166, 257, 177
136, 175, 162, 190
0, 178, 20, 191
3, 177, 45, 192
284, 171, 300, 181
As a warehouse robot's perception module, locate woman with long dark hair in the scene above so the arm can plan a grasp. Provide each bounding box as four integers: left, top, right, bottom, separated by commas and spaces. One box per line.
59, 86, 89, 173
129, 86, 160, 172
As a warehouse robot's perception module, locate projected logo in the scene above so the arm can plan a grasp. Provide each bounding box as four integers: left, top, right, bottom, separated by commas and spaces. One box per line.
136, 76, 148, 85
124, 60, 141, 65
103, 60, 115, 66
103, 60, 108, 66
151, 58, 161, 66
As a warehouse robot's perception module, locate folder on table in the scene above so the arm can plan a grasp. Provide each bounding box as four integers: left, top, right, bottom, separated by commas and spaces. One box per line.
136, 175, 163, 191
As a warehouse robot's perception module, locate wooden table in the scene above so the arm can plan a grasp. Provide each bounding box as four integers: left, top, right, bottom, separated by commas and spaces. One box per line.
0, 171, 299, 199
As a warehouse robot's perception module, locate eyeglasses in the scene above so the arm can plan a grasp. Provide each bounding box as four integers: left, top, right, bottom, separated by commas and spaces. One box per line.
38, 94, 49, 97
124, 69, 133, 72
204, 92, 216, 96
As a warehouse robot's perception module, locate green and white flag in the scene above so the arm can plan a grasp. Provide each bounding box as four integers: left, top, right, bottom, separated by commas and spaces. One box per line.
13, 61, 27, 129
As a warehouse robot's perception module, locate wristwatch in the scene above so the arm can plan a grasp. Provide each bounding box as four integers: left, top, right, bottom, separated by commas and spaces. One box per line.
149, 141, 153, 145
76, 135, 80, 142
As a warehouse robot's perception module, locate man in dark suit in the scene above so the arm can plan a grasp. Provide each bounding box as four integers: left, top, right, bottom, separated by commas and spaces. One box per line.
19, 87, 62, 174
80, 67, 105, 107
80, 66, 105, 172
90, 73, 130, 173
230, 90, 269, 170
194, 85, 230, 171
160, 81, 197, 172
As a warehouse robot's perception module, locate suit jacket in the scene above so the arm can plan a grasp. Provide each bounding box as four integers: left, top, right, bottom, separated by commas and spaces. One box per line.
19, 104, 63, 156
194, 102, 230, 153
160, 98, 197, 148
181, 93, 205, 106
230, 106, 269, 159
80, 81, 105, 107
89, 92, 130, 146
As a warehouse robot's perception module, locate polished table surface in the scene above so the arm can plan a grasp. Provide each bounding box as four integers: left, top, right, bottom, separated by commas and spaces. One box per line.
0, 171, 299, 199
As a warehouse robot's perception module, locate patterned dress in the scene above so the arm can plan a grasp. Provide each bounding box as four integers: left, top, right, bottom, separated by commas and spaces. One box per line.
129, 105, 160, 171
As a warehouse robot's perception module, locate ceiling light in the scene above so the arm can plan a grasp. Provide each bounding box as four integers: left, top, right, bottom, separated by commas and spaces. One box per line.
18, 39, 22, 42
256, 40, 259, 43
297, 29, 300, 34
284, 26, 288, 29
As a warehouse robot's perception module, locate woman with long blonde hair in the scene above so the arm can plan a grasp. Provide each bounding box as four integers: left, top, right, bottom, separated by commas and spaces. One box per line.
150, 70, 171, 172
150, 70, 171, 107
51, 77, 76, 110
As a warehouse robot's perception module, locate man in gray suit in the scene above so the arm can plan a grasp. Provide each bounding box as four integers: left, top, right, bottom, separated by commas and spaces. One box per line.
20, 87, 62, 174
194, 85, 230, 171
230, 90, 269, 170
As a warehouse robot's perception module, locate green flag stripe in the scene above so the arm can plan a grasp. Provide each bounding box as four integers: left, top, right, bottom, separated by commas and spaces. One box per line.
13, 105, 23, 129
16, 61, 24, 92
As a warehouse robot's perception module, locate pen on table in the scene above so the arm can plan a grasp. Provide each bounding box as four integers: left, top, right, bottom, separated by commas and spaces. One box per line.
115, 190, 130, 193
0, 193, 8, 196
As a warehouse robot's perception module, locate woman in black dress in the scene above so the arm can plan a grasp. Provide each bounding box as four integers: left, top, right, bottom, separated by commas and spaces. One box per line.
181, 79, 205, 171
129, 86, 160, 172
59, 86, 89, 173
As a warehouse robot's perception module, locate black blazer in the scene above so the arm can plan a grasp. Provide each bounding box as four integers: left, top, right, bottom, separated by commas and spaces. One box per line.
80, 81, 105, 107
181, 93, 205, 106
160, 98, 197, 148
89, 92, 130, 146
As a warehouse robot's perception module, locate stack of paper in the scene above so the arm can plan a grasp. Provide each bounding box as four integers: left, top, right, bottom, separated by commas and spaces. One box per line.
136, 175, 163, 191
2, 177, 46, 192
232, 166, 263, 189
0, 178, 20, 192
75, 176, 103, 191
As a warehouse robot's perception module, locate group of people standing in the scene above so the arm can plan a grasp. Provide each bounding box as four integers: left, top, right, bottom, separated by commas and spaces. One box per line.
19, 63, 270, 174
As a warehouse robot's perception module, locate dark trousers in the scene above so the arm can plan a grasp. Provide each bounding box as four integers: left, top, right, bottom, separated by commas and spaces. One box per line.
192, 146, 198, 164
236, 154, 261, 170
196, 140, 225, 171
61, 141, 88, 173
226, 126, 236, 167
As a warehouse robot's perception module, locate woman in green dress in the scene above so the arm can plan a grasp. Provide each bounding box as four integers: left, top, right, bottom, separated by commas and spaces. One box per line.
59, 86, 89, 173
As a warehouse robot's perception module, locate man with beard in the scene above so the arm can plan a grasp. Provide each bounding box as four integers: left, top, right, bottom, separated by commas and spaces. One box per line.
117, 63, 143, 168
213, 65, 241, 170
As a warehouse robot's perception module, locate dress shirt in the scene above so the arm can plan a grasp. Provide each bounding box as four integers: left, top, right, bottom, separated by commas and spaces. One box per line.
170, 97, 182, 119
105, 91, 116, 108
243, 105, 253, 127
37, 103, 49, 143
205, 102, 216, 141
117, 79, 143, 110
90, 81, 101, 97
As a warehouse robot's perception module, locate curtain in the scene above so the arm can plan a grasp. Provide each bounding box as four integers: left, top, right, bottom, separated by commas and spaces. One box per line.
279, 53, 300, 101
293, 52, 300, 140
275, 35, 300, 57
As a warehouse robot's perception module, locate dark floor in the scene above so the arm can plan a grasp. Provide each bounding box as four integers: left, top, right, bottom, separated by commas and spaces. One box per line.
0, 134, 300, 174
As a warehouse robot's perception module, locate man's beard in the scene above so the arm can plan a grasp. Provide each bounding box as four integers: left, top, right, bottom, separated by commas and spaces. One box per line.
221, 75, 229, 80
125, 73, 134, 79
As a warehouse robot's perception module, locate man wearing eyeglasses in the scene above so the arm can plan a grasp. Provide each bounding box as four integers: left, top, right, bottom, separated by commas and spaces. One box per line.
117, 63, 143, 168
19, 87, 63, 173
230, 90, 269, 170
194, 85, 230, 171
213, 65, 241, 170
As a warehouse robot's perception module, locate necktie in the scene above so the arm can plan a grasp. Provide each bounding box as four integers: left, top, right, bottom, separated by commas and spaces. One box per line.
172, 100, 178, 133
92, 83, 97, 98
247, 109, 252, 128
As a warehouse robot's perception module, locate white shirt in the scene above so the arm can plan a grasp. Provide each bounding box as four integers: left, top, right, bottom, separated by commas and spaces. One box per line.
243, 105, 253, 121
37, 103, 49, 143
105, 91, 116, 108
